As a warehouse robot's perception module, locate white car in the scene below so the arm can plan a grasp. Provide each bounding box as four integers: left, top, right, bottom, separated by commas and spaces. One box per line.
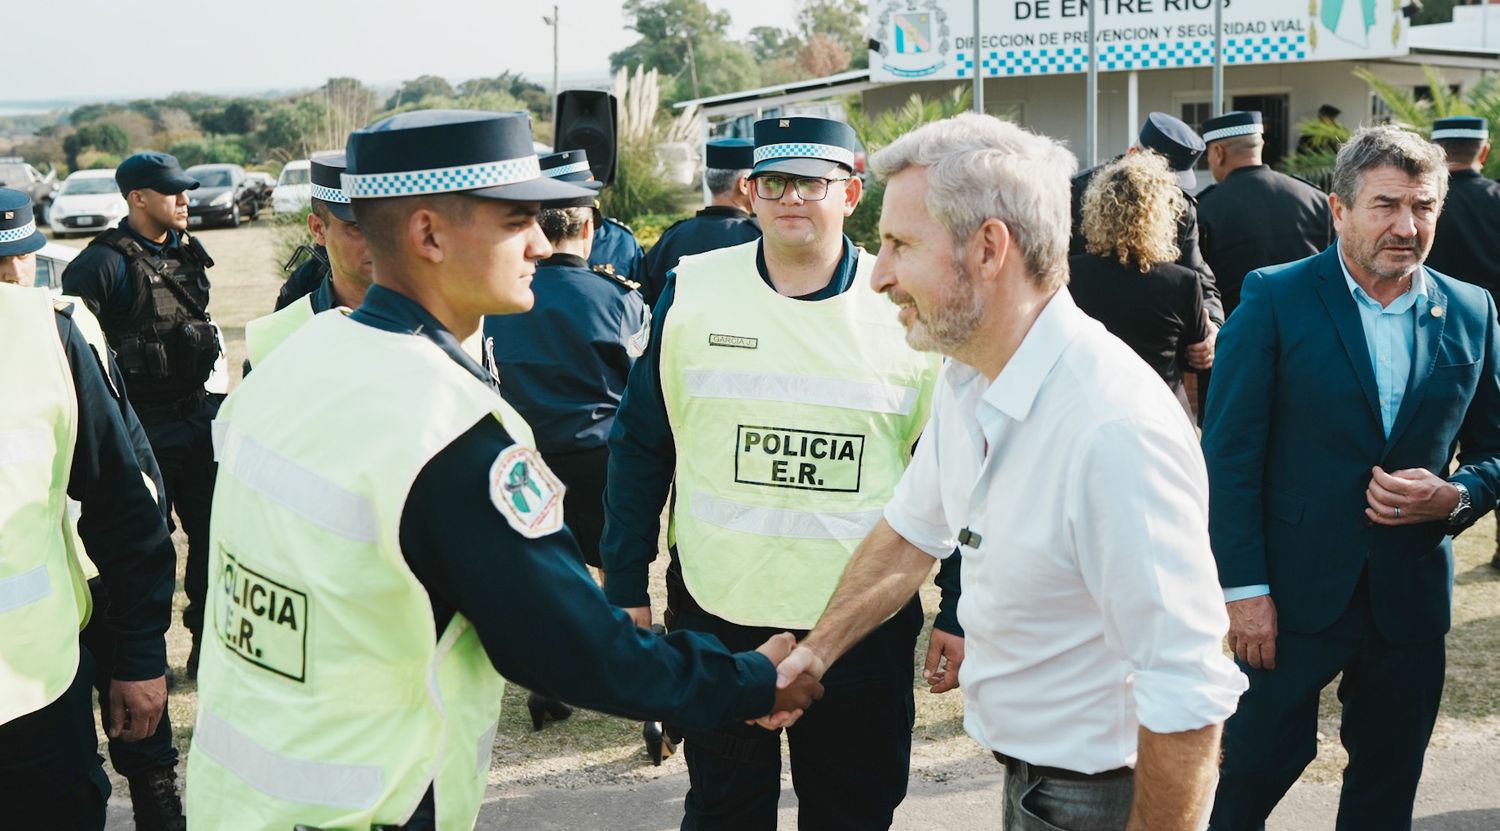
50, 169, 127, 238
272, 159, 311, 214
32, 240, 80, 291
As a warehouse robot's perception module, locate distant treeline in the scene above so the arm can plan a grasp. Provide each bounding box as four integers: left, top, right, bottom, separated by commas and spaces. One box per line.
3, 73, 551, 176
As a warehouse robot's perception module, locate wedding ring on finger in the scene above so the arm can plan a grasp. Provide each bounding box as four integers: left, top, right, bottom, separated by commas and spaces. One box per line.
1395, 506, 1402, 519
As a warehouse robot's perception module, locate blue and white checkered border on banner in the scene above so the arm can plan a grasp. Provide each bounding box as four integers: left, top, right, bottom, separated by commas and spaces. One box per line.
1203, 123, 1264, 143
1432, 128, 1489, 140
754, 142, 856, 168
342, 155, 542, 198
0, 219, 36, 244
310, 183, 349, 204
955, 35, 1308, 77
542, 161, 591, 178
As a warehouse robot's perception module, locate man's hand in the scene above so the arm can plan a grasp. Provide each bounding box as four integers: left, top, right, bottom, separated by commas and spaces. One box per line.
922, 628, 964, 693
1187, 313, 1218, 370
108, 676, 166, 742
623, 606, 653, 629
1226, 595, 1277, 670
1365, 466, 1461, 525
751, 644, 830, 730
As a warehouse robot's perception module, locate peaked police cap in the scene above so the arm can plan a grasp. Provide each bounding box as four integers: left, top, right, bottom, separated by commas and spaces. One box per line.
1432, 116, 1489, 142
1200, 111, 1264, 144
0, 188, 45, 258
343, 110, 595, 205
1138, 112, 1205, 189
751, 117, 859, 178
309, 151, 355, 222
706, 138, 755, 171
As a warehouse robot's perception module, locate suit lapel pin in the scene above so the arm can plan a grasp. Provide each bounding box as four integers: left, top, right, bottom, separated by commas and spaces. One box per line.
1431, 306, 1444, 318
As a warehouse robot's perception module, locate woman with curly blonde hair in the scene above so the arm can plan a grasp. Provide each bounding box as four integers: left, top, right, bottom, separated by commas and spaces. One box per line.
1070, 151, 1208, 416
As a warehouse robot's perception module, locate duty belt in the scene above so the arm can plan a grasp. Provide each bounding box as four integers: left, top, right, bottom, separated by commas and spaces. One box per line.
133, 389, 207, 426
992, 751, 1133, 782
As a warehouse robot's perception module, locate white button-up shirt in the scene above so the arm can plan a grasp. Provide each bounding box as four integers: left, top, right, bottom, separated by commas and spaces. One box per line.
884, 289, 1246, 774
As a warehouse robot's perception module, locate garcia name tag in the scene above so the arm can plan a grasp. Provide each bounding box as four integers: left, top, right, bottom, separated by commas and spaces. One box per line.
489, 445, 565, 538
708, 333, 758, 349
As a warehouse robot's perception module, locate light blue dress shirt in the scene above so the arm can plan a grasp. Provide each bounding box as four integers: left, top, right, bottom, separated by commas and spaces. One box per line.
1223, 248, 1429, 604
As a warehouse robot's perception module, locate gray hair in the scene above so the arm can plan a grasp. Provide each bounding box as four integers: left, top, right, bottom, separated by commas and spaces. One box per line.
1331, 125, 1449, 206
538, 206, 592, 244
870, 112, 1078, 291
704, 167, 749, 197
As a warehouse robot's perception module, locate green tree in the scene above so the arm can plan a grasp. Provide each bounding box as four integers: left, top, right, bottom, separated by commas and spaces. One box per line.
747, 25, 798, 62
845, 88, 972, 250
796, 0, 869, 70
386, 75, 456, 110
168, 136, 250, 167
62, 123, 129, 170
256, 99, 324, 161
611, 0, 733, 99
667, 39, 760, 104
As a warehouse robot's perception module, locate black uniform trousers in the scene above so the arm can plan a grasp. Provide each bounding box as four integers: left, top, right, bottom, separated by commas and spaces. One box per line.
669, 580, 922, 831
0, 648, 110, 830
1210, 571, 1445, 831
78, 577, 177, 777
141, 394, 220, 635
543, 445, 610, 569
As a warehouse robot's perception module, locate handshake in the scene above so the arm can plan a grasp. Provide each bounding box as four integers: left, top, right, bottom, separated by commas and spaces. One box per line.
751, 633, 829, 731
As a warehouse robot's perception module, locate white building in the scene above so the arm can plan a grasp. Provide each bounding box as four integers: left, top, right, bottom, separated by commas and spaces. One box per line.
679, 1, 1500, 184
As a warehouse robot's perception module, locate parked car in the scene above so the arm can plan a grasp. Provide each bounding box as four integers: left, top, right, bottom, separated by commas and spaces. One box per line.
245, 171, 276, 211
49, 169, 127, 238
272, 159, 312, 214
32, 240, 80, 290
186, 163, 259, 228
0, 157, 60, 223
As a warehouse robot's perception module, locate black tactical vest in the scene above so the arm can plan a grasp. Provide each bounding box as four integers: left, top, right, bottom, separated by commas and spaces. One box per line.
87, 227, 219, 408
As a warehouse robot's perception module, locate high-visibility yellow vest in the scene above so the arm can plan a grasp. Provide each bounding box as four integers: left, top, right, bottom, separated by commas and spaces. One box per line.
0, 284, 90, 725
660, 242, 939, 629
244, 293, 316, 368
188, 310, 539, 830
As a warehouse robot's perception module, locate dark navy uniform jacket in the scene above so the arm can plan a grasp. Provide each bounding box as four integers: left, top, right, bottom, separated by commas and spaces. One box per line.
1197, 164, 1333, 315
641, 206, 762, 307
589, 216, 645, 282
274, 247, 331, 312
1069, 163, 1225, 326
50, 305, 175, 680
485, 253, 648, 455
61, 219, 193, 329
1427, 169, 1500, 299
349, 285, 773, 722
599, 238, 963, 634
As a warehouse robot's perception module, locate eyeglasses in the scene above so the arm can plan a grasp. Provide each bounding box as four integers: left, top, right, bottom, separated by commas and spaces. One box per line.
752, 175, 852, 202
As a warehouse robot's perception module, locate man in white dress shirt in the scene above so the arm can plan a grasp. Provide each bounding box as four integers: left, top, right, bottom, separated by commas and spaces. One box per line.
768, 113, 1247, 830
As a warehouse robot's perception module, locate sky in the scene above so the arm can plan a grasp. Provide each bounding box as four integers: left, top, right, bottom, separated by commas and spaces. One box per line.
11, 0, 804, 104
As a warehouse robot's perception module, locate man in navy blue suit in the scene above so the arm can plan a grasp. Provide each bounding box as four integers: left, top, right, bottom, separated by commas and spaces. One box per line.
1203, 125, 1500, 830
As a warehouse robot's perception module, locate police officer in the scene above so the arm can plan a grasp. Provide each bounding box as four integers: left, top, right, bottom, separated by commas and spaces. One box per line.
273, 240, 329, 311
1196, 110, 1333, 315
1070, 113, 1224, 374
3, 188, 186, 827
0, 189, 176, 830
62, 152, 220, 678
582, 153, 647, 281
244, 151, 371, 367
602, 116, 956, 829
186, 110, 823, 831
640, 137, 762, 306
1425, 115, 1500, 568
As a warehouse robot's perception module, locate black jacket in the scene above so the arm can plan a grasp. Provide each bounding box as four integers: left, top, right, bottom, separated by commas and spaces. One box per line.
1427, 169, 1500, 299
1197, 164, 1333, 315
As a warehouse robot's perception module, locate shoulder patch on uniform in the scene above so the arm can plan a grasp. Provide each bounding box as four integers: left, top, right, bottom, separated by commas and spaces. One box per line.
627, 308, 652, 358
489, 445, 566, 539
592, 263, 641, 291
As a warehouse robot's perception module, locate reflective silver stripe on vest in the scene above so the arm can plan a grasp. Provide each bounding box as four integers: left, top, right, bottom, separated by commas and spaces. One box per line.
0, 428, 50, 467
196, 711, 385, 809
210, 419, 227, 461
689, 491, 882, 540
218, 427, 378, 542
477, 721, 498, 777
0, 565, 51, 614
682, 369, 917, 416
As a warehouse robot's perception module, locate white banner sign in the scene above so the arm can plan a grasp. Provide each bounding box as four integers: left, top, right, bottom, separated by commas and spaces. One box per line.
869, 0, 1410, 82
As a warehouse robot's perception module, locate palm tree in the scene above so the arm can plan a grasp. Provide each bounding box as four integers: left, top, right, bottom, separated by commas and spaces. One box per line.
1281, 66, 1500, 187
